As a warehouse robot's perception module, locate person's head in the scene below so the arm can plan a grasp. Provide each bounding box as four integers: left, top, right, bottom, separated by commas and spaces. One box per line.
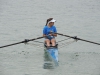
46, 18, 56, 27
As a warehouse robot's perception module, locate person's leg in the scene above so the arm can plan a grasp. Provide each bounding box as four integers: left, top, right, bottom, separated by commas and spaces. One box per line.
51, 38, 56, 46
45, 39, 50, 47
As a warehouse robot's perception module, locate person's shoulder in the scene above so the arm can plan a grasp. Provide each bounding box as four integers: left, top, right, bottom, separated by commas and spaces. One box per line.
43, 25, 48, 29
52, 25, 56, 28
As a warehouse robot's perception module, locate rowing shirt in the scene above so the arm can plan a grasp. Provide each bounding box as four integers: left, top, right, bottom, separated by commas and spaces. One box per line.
43, 25, 57, 35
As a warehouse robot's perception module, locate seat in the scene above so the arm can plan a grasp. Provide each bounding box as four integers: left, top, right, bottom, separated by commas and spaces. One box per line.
44, 43, 58, 48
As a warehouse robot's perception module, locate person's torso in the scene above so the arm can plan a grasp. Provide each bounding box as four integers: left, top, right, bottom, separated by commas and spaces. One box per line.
44, 26, 56, 35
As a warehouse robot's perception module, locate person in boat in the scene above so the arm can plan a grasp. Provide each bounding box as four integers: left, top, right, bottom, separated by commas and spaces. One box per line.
43, 18, 57, 47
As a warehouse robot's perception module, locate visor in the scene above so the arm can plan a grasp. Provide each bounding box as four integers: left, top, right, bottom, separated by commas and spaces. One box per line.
48, 19, 56, 25
49, 19, 56, 23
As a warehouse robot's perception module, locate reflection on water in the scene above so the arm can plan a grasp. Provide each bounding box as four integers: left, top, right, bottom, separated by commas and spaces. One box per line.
43, 48, 58, 69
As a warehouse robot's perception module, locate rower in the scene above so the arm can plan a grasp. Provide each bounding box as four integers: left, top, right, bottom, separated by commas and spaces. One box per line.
43, 18, 57, 47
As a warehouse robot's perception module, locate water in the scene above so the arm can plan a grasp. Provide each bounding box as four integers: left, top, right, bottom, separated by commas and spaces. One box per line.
0, 0, 100, 75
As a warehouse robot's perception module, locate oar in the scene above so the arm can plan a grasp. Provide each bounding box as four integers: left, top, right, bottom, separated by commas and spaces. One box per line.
0, 36, 43, 48
56, 33, 100, 45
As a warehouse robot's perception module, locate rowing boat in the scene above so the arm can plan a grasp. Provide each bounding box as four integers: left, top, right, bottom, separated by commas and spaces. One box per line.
43, 43, 58, 69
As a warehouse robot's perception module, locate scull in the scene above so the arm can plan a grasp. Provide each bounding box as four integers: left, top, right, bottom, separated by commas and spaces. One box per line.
43, 43, 58, 69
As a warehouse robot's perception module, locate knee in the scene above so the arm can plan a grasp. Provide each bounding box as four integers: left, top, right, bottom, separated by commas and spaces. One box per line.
45, 39, 50, 42
51, 39, 56, 42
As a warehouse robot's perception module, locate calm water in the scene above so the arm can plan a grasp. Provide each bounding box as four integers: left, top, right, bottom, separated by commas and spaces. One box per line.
0, 0, 100, 75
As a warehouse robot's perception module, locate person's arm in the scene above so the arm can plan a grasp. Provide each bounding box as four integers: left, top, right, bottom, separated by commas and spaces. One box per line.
52, 33, 57, 37
43, 34, 46, 37
43, 27, 47, 38
53, 26, 57, 37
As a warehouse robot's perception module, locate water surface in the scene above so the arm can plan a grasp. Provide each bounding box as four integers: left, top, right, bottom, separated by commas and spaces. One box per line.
0, 0, 100, 75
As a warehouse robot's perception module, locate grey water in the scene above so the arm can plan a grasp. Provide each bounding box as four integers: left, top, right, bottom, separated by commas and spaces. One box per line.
0, 0, 100, 75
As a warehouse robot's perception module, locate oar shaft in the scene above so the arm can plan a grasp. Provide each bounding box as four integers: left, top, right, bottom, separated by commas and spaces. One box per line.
0, 36, 43, 48
56, 33, 100, 45
0, 41, 24, 48
56, 33, 74, 38
78, 38, 100, 45
29, 37, 43, 41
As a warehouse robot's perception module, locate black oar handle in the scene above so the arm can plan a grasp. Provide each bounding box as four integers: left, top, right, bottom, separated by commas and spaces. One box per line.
56, 33, 100, 45
0, 36, 43, 48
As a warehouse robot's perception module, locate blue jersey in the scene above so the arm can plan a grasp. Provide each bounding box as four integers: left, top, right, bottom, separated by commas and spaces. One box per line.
43, 25, 57, 35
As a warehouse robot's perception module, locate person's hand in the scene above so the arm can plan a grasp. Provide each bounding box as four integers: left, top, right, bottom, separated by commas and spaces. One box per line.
48, 34, 52, 36
45, 35, 53, 39
45, 35, 50, 38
